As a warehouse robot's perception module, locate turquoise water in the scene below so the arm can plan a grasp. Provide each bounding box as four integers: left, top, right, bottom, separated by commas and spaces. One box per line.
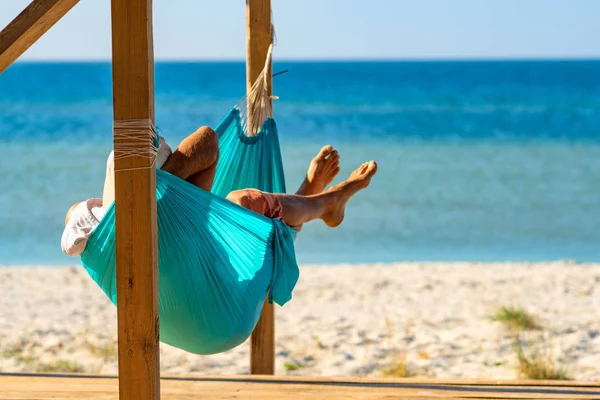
1, 61, 599, 264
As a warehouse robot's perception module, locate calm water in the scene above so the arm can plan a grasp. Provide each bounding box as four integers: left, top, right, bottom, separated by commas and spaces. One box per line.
1, 61, 599, 265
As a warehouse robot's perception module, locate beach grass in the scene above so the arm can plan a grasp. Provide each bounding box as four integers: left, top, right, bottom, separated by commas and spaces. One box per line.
513, 335, 570, 380
84, 340, 118, 361
381, 353, 414, 378
492, 306, 540, 331
37, 360, 85, 373
283, 361, 301, 371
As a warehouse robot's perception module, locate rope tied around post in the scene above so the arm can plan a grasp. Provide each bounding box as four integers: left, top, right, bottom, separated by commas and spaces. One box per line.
113, 119, 159, 172
241, 43, 276, 137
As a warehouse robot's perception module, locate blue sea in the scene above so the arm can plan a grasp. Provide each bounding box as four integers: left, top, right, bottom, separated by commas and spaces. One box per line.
1, 60, 599, 265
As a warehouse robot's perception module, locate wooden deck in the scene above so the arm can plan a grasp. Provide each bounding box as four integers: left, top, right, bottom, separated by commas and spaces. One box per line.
1, 373, 599, 399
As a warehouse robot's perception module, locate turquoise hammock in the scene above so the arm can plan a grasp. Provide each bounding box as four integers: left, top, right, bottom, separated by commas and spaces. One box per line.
80, 49, 299, 355
212, 108, 286, 197
212, 44, 285, 197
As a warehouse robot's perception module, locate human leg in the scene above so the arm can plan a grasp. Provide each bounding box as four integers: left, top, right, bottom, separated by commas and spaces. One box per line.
161, 126, 219, 191
102, 126, 219, 212
295, 145, 340, 196
227, 161, 377, 228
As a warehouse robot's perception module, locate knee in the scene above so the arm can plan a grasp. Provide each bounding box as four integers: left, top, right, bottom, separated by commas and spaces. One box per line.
174, 126, 219, 167
194, 126, 219, 150
195, 126, 219, 163
197, 125, 217, 138
226, 189, 261, 209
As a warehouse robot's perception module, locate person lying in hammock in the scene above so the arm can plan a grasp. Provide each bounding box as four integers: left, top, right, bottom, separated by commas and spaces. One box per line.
61, 126, 377, 256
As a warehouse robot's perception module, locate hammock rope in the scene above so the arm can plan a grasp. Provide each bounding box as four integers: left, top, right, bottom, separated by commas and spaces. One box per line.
112, 119, 159, 172
212, 43, 287, 197
239, 43, 276, 137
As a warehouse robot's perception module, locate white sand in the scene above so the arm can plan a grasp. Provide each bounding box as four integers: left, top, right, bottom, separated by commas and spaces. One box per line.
1, 262, 599, 381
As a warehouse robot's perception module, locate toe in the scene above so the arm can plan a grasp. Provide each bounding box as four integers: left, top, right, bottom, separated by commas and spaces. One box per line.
367, 161, 378, 174
327, 157, 339, 170
318, 145, 334, 159
326, 151, 339, 164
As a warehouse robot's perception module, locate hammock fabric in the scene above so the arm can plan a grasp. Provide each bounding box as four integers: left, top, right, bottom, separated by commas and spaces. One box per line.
212, 43, 284, 197
212, 108, 286, 197
81, 165, 298, 354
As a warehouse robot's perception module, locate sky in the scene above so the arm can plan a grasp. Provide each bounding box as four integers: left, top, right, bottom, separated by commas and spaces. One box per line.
2, 0, 600, 60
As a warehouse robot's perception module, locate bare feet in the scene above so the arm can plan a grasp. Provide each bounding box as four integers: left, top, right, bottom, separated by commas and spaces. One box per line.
296, 145, 340, 196
322, 161, 378, 227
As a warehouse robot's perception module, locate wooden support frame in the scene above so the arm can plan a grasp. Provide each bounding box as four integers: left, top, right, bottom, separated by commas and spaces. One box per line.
2, 0, 273, 387
0, 0, 161, 398
111, 0, 160, 399
0, 0, 80, 74
246, 0, 276, 375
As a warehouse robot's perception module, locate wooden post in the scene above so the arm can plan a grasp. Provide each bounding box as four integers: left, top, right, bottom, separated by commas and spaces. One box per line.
0, 0, 80, 74
246, 0, 273, 137
111, 0, 159, 399
247, 0, 275, 375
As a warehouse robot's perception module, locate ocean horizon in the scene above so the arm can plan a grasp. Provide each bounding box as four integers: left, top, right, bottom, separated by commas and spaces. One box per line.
12, 57, 600, 62
1, 60, 599, 265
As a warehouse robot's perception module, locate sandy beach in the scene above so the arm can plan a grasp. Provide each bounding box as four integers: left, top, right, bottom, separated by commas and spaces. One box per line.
0, 262, 598, 381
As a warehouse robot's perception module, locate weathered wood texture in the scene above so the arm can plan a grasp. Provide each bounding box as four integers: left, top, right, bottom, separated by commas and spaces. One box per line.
1, 374, 600, 399
245, 0, 273, 136
246, 0, 275, 375
0, 0, 80, 74
250, 297, 275, 375
110, 0, 159, 399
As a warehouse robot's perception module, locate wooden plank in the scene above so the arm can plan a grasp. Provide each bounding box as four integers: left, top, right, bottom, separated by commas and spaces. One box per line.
207, 375, 600, 388
1, 374, 600, 400
246, 0, 275, 376
0, 0, 79, 74
110, 0, 159, 399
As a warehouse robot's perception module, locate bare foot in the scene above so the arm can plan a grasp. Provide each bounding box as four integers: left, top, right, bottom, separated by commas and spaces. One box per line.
296, 145, 340, 196
321, 161, 378, 227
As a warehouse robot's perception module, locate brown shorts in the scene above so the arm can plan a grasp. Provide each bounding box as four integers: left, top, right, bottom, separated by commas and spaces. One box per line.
226, 189, 284, 220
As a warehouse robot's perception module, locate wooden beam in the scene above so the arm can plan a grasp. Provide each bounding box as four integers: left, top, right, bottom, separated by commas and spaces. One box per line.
247, 0, 275, 375
111, 0, 159, 399
0, 0, 79, 74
